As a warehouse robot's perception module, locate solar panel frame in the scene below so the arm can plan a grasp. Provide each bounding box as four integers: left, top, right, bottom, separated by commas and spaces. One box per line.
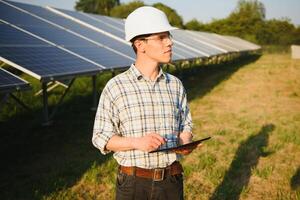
7, 1, 135, 58
0, 0, 261, 83
0, 20, 103, 82
0, 67, 30, 93
0, 0, 134, 69
0, 0, 262, 124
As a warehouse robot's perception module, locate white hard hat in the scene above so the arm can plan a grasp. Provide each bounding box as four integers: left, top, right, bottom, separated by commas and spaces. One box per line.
125, 6, 178, 42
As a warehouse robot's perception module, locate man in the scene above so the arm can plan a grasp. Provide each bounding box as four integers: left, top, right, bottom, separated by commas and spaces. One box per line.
92, 6, 199, 200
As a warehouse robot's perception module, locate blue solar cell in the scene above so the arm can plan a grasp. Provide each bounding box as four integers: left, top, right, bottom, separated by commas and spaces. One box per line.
6, 1, 135, 60
86, 12, 125, 31
48, 5, 203, 61
50, 8, 199, 61
0, 68, 30, 93
0, 22, 102, 82
0, 1, 134, 69
0, 20, 46, 47
56, 8, 125, 39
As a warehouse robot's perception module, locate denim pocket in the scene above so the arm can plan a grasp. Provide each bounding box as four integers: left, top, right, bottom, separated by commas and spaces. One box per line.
116, 172, 135, 188
116, 172, 135, 199
168, 174, 183, 184
117, 173, 127, 186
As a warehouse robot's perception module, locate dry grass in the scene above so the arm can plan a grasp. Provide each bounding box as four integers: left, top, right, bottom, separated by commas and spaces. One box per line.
186, 53, 300, 200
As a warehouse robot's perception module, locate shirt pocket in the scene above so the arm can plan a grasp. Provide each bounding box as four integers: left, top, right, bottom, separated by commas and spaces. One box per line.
164, 105, 181, 132
119, 105, 145, 134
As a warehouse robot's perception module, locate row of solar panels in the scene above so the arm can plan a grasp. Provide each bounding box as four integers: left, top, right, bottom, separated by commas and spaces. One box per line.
0, 0, 260, 95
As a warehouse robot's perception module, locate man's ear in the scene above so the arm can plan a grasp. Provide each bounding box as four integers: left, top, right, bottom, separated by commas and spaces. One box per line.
134, 40, 146, 53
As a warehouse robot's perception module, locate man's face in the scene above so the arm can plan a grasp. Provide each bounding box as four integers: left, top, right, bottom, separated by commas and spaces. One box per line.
140, 32, 173, 63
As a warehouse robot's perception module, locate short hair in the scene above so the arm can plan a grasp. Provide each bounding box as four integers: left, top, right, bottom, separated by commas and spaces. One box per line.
130, 33, 152, 54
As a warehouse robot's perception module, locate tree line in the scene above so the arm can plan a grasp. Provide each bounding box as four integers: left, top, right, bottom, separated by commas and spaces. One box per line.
75, 0, 300, 45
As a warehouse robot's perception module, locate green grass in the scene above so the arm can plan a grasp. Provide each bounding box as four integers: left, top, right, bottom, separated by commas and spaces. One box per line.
1, 53, 300, 199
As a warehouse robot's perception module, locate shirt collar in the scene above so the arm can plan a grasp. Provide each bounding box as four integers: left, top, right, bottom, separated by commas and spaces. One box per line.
129, 64, 168, 82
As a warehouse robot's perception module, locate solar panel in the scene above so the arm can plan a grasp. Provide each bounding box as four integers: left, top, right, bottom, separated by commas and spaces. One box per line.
172, 44, 201, 60
54, 8, 125, 39
223, 36, 261, 51
0, 0, 134, 69
171, 30, 223, 57
48, 7, 199, 61
0, 21, 102, 82
213, 34, 258, 52
54, 5, 262, 56
186, 30, 239, 52
0, 0, 261, 123
0, 67, 30, 93
0, 0, 261, 76
7, 1, 135, 60
89, 13, 125, 30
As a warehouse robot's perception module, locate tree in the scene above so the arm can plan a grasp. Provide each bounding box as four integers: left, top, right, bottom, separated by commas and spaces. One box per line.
226, 0, 265, 40
110, 2, 184, 28
153, 3, 184, 29
75, 0, 120, 15
233, 0, 265, 20
185, 19, 212, 32
183, 0, 299, 45
186, 0, 267, 43
256, 19, 295, 45
185, 19, 200, 30
110, 1, 145, 18
292, 26, 300, 44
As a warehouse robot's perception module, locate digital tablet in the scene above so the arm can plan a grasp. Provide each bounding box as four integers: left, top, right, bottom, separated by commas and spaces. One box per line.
149, 136, 211, 153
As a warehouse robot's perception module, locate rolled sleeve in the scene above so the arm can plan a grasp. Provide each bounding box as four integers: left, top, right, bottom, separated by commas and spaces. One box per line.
92, 87, 119, 155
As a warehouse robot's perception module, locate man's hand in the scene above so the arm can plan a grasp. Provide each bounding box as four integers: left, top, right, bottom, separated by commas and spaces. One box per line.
172, 132, 201, 155
134, 132, 166, 152
179, 131, 193, 144
172, 142, 202, 155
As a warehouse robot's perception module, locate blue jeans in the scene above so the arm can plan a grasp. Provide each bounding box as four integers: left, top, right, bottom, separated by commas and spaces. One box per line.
116, 171, 184, 200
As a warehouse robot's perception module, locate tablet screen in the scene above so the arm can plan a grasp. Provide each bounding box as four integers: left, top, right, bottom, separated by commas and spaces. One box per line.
149, 136, 211, 153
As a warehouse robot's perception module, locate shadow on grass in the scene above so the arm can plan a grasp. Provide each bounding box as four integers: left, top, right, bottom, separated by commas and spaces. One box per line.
0, 94, 112, 200
209, 124, 275, 200
0, 54, 261, 199
291, 167, 300, 190
175, 54, 261, 101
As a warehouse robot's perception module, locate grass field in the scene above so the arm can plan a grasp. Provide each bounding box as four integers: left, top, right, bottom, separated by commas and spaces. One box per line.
0, 53, 299, 200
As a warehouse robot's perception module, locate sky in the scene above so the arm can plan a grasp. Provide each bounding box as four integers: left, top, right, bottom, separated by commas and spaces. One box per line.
11, 0, 300, 26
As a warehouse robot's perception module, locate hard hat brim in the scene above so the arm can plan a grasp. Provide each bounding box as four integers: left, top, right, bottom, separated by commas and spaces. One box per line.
126, 26, 178, 42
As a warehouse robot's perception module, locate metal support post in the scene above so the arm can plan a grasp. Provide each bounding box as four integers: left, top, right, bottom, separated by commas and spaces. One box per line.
42, 82, 51, 126
91, 75, 98, 111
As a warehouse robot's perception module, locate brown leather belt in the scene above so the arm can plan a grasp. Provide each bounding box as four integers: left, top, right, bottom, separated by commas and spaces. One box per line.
119, 161, 183, 181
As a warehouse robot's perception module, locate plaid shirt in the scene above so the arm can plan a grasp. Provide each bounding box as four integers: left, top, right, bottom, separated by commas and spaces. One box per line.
92, 64, 192, 169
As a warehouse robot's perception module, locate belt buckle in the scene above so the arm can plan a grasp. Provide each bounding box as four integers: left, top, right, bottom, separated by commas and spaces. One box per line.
153, 168, 165, 181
